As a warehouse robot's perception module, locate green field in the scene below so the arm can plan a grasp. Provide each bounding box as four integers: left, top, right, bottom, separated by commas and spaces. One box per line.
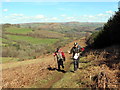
2, 38, 10, 43
1, 38, 9, 46
6, 35, 58, 45
1, 57, 20, 63
6, 26, 32, 34
1, 37, 17, 46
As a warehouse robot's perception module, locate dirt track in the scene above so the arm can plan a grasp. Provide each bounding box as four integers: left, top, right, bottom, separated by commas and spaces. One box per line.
2, 37, 86, 88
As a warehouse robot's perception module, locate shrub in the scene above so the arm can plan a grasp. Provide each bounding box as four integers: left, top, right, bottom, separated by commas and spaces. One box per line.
2, 47, 19, 57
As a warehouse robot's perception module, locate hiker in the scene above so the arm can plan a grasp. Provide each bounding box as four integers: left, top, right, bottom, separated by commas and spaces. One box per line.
69, 42, 84, 71
69, 42, 79, 58
53, 47, 65, 70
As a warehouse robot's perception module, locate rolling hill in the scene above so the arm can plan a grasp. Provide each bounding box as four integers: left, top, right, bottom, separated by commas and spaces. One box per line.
1, 22, 104, 61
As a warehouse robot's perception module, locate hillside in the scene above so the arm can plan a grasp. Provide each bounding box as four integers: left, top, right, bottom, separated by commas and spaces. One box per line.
20, 22, 104, 32
1, 22, 103, 61
2, 38, 86, 88
84, 10, 120, 88
2, 37, 119, 88
1, 24, 70, 60
2, 21, 119, 88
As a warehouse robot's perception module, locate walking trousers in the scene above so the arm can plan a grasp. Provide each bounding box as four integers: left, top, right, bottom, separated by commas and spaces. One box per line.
74, 59, 79, 71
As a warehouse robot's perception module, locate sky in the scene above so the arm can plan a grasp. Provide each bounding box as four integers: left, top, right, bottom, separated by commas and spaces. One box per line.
1, 1, 119, 24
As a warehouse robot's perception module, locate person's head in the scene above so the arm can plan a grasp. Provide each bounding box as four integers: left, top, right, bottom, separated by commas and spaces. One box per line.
74, 42, 78, 47
56, 46, 61, 52
56, 48, 59, 52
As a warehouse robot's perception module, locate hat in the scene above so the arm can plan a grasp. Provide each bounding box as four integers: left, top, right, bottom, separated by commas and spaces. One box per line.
74, 42, 78, 46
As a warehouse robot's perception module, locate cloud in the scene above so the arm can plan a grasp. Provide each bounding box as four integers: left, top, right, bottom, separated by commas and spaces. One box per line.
66, 17, 74, 19
5, 0, 11, 2
97, 13, 108, 17
106, 10, 114, 14
88, 15, 95, 18
97, 11, 114, 18
3, 9, 8, 12
2, 14, 47, 23
35, 15, 45, 19
51, 17, 58, 20
2, 10, 115, 24
11, 13, 24, 16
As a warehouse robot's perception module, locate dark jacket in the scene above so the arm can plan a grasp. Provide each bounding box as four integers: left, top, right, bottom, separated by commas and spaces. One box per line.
70, 45, 82, 57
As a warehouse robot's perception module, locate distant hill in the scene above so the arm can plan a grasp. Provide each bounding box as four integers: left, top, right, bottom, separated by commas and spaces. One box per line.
95, 27, 103, 30
19, 22, 104, 38
20, 22, 104, 33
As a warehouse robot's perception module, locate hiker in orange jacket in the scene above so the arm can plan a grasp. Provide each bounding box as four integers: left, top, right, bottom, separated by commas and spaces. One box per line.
53, 47, 65, 70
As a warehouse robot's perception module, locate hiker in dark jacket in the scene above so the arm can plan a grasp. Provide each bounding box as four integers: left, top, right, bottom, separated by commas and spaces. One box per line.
69, 42, 80, 58
53, 47, 65, 70
69, 42, 83, 71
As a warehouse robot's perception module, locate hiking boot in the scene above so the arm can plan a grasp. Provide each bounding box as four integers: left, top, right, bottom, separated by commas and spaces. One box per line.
57, 69, 61, 71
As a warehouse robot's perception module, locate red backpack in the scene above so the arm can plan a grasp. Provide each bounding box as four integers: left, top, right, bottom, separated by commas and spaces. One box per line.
81, 48, 85, 51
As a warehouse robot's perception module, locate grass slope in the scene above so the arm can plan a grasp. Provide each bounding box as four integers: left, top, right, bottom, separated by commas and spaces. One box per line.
1, 57, 20, 64
6, 26, 32, 34
52, 57, 95, 88
30, 30, 64, 39
6, 34, 58, 45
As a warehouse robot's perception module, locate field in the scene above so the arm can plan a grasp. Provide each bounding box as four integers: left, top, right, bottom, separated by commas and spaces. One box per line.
29, 30, 65, 39
2, 38, 9, 43
1, 57, 20, 64
6, 34, 58, 45
5, 26, 33, 34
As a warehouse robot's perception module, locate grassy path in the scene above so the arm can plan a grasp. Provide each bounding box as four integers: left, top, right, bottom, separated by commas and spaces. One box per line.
31, 54, 73, 88
2, 37, 87, 88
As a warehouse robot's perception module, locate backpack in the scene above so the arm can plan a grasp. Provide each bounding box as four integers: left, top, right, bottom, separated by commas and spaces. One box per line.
81, 48, 85, 51
56, 51, 63, 60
